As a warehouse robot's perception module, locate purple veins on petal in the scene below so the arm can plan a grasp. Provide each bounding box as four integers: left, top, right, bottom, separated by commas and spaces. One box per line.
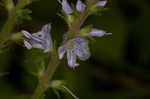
76, 0, 85, 12
24, 40, 32, 49
88, 29, 106, 37
96, 0, 107, 7
58, 37, 90, 68
30, 40, 45, 49
67, 50, 79, 68
32, 24, 51, 41
41, 23, 51, 33
58, 45, 67, 59
41, 24, 53, 52
72, 38, 90, 60
62, 0, 73, 14
22, 24, 53, 53
74, 43, 90, 61
22, 30, 32, 39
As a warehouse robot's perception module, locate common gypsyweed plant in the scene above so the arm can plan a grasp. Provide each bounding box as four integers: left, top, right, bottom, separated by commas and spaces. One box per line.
0, 0, 112, 99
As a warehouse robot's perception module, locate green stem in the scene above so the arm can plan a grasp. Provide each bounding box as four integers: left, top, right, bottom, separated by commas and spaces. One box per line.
0, 0, 27, 45
31, 50, 60, 99
66, 0, 97, 40
31, 0, 96, 99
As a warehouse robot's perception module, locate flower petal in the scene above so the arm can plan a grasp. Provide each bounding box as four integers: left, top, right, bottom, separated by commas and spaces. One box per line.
42, 24, 53, 52
58, 45, 66, 59
41, 24, 51, 34
44, 35, 53, 53
22, 24, 53, 53
75, 45, 90, 61
88, 29, 106, 37
96, 0, 107, 7
67, 50, 79, 68
32, 24, 53, 52
30, 40, 44, 50
62, 0, 73, 14
24, 40, 32, 49
32, 24, 51, 41
22, 30, 32, 39
73, 38, 90, 60
31, 33, 44, 42
76, 0, 85, 12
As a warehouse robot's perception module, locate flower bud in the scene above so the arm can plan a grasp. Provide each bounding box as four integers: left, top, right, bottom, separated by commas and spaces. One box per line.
90, 0, 108, 14
76, 0, 85, 12
61, 0, 73, 14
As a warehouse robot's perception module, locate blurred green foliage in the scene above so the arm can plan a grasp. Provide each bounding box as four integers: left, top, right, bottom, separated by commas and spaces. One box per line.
0, 0, 150, 99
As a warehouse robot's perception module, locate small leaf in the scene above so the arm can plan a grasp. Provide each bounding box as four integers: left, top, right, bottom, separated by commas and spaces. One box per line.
49, 80, 65, 89
80, 25, 93, 34
90, 6, 106, 15
49, 80, 78, 99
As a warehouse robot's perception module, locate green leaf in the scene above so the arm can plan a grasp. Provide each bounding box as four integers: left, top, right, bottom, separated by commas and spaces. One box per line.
80, 25, 93, 34
90, 6, 107, 15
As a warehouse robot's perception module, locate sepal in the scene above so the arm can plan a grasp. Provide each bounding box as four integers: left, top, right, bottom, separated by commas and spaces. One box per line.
80, 25, 93, 35
48, 80, 78, 99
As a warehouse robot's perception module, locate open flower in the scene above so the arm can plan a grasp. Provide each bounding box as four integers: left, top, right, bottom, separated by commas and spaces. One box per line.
88, 29, 112, 37
22, 24, 53, 53
58, 37, 90, 68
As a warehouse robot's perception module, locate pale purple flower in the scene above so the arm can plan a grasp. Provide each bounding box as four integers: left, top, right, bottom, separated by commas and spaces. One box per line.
58, 0, 73, 14
22, 24, 53, 53
96, 0, 107, 7
76, 0, 85, 12
58, 37, 90, 68
88, 29, 112, 37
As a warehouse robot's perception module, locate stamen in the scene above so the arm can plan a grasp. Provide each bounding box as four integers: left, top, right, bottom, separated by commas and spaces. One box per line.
62, 85, 79, 99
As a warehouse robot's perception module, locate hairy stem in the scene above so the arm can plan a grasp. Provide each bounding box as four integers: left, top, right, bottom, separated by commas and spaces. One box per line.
66, 0, 96, 40
31, 50, 60, 99
0, 0, 27, 45
31, 0, 96, 99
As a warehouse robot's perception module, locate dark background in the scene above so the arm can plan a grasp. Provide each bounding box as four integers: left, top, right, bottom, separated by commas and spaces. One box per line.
0, 0, 150, 99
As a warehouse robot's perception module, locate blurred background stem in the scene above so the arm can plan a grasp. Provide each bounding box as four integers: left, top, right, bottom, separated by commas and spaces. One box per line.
0, 0, 27, 45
